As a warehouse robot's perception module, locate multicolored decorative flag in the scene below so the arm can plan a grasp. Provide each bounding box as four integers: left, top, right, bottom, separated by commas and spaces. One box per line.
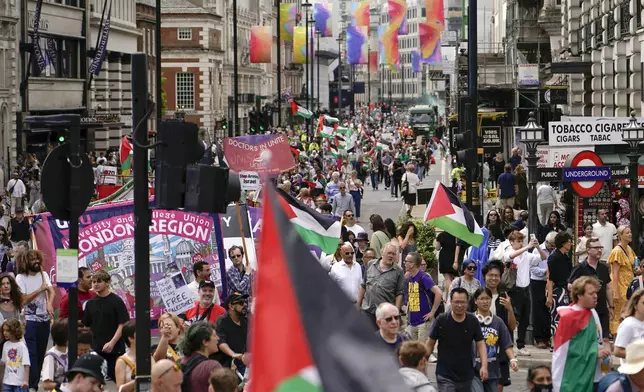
119, 136, 133, 177
293, 27, 314, 64
313, 3, 332, 37
280, 3, 297, 40
425, 0, 446, 31
378, 25, 386, 65
346, 26, 368, 65
291, 100, 313, 119
381, 26, 400, 72
250, 26, 272, 63
411, 51, 421, 73
251, 186, 413, 392
369, 51, 378, 73
419, 22, 441, 61
349, 1, 370, 26
552, 306, 600, 392
423, 42, 442, 65
424, 181, 484, 247
388, 0, 408, 35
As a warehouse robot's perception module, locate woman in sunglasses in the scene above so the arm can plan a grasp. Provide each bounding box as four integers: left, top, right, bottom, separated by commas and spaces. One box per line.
447, 260, 481, 310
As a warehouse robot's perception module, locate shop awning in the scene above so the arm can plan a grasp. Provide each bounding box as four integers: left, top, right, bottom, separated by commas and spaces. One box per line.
598, 153, 644, 166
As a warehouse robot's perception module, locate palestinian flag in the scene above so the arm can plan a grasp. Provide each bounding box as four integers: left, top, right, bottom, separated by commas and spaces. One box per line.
326, 142, 340, 158
552, 305, 600, 391
424, 181, 484, 247
323, 115, 339, 124
119, 136, 133, 177
276, 188, 341, 254
318, 125, 335, 139
291, 100, 313, 119
252, 185, 412, 392
376, 142, 389, 151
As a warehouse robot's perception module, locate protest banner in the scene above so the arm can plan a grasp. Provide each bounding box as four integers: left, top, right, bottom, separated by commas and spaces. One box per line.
219, 204, 258, 271
157, 272, 194, 314
223, 134, 295, 175
239, 171, 261, 191
33, 200, 227, 319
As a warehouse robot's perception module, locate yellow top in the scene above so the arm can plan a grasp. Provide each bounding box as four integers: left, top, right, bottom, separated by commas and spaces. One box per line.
608, 244, 636, 298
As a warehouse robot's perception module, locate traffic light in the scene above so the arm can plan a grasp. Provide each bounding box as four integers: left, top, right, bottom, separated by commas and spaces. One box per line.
155, 120, 241, 213
221, 118, 227, 130
249, 111, 259, 134
455, 130, 476, 167
260, 110, 269, 132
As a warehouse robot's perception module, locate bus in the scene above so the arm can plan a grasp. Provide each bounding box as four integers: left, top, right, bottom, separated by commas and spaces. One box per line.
409, 105, 438, 139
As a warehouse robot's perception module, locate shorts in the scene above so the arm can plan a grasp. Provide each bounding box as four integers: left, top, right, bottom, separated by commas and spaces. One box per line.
499, 361, 511, 386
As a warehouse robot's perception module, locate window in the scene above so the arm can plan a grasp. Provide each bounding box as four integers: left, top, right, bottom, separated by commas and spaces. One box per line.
178, 28, 192, 40
0, 49, 6, 89
176, 72, 195, 110
31, 36, 80, 79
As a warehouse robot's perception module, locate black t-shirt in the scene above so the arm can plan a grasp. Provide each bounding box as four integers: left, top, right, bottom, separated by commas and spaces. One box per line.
437, 232, 456, 266
547, 249, 573, 288
83, 292, 130, 354
10, 218, 29, 242
211, 313, 248, 368
429, 312, 484, 382
569, 260, 611, 316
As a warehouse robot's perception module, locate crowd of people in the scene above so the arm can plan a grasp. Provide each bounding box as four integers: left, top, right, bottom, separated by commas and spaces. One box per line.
1, 110, 644, 392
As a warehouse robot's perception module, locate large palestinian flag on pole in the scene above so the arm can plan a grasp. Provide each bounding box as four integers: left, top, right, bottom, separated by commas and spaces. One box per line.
252, 185, 412, 392
424, 181, 484, 247
552, 305, 600, 392
276, 188, 341, 255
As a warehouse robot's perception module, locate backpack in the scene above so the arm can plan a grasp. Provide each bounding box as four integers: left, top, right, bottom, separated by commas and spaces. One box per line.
118, 354, 136, 380
180, 354, 209, 392
597, 371, 632, 392
501, 262, 517, 290
44, 351, 68, 386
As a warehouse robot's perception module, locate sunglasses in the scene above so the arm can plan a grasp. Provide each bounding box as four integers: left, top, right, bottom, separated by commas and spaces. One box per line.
465, 265, 477, 271
345, 215, 354, 218
344, 252, 354, 256
384, 315, 401, 323
231, 254, 243, 259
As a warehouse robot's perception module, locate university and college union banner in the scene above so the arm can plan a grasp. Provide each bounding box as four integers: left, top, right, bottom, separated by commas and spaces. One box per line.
33, 200, 228, 320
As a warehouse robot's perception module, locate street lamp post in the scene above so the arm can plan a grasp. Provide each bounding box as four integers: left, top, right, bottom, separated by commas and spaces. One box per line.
519, 112, 545, 240
303, 2, 312, 138
308, 17, 315, 116
316, 29, 321, 112
622, 112, 644, 253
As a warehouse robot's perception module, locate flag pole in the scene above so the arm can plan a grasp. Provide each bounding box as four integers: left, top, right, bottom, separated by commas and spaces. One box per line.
235, 202, 251, 269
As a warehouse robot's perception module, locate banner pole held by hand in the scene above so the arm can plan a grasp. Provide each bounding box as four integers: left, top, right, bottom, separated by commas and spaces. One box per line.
235, 202, 251, 269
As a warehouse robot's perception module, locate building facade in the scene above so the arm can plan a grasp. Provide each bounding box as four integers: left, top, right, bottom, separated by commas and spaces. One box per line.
136, 0, 157, 134
160, 0, 225, 134
0, 0, 18, 169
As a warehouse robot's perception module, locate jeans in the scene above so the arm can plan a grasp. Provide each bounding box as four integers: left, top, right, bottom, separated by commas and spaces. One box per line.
510, 286, 531, 349
471, 376, 499, 392
436, 375, 472, 392
25, 320, 50, 389
417, 165, 425, 181
392, 177, 401, 197
362, 310, 378, 331
2, 386, 28, 392
384, 171, 391, 188
370, 172, 379, 190
350, 190, 362, 218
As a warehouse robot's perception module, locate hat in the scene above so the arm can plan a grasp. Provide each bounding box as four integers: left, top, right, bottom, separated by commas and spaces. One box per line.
225, 292, 249, 308
14, 206, 24, 213
618, 339, 644, 375
199, 280, 216, 289
66, 354, 107, 384
356, 232, 369, 241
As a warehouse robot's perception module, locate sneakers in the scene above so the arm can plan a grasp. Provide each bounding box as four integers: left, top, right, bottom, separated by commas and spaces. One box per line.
516, 348, 531, 356
429, 354, 437, 363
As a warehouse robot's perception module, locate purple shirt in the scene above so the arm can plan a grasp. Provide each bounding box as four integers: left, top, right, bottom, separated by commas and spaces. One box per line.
407, 271, 436, 327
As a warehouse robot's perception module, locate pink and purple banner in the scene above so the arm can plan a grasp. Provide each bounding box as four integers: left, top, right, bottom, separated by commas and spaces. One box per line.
250, 26, 272, 63
388, 0, 408, 35
313, 3, 332, 37
411, 51, 421, 73
346, 26, 368, 65
350, 1, 370, 27
33, 201, 227, 320
419, 22, 442, 65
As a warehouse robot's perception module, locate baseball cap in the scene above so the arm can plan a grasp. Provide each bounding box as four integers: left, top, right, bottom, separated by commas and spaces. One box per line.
225, 292, 249, 307
199, 280, 216, 289
66, 354, 107, 385
15, 206, 24, 213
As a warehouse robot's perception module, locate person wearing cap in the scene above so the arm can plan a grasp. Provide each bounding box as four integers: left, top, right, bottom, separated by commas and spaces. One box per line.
599, 339, 644, 391
83, 269, 130, 382
355, 232, 369, 265
151, 359, 183, 392
226, 245, 251, 300
187, 261, 220, 304
213, 292, 250, 370
182, 280, 226, 326
56, 353, 108, 392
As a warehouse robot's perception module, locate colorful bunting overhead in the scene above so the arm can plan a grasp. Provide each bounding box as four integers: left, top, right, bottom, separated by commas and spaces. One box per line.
313, 3, 332, 37
349, 1, 370, 27
279, 3, 297, 40
250, 26, 272, 63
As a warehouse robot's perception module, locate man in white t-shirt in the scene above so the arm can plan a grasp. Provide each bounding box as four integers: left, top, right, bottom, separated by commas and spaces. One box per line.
342, 210, 365, 236
16, 251, 56, 390
329, 243, 363, 302
186, 260, 220, 305
6, 172, 26, 216
592, 209, 617, 262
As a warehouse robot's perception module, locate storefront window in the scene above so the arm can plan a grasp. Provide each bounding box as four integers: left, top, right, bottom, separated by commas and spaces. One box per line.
31, 36, 80, 79
46, 0, 81, 7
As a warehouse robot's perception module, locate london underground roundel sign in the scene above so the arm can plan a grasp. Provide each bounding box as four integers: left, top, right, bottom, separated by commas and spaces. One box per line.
563, 150, 612, 198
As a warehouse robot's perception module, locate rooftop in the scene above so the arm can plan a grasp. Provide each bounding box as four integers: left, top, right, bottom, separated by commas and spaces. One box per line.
160, 0, 211, 14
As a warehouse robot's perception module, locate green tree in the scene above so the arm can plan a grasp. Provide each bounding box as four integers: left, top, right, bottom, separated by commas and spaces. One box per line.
397, 215, 437, 271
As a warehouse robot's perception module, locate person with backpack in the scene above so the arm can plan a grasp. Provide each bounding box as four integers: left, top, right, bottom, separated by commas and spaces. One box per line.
598, 339, 644, 392
115, 321, 137, 392
179, 321, 222, 392
404, 252, 442, 341
41, 319, 68, 391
